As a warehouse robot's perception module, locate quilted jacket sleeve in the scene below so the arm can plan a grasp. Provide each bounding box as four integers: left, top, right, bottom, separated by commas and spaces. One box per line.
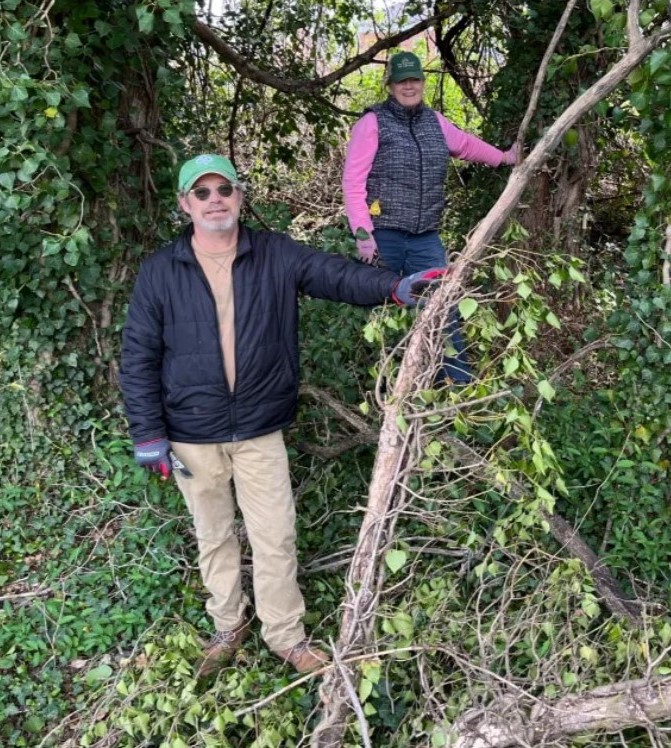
281, 234, 400, 304
119, 261, 167, 443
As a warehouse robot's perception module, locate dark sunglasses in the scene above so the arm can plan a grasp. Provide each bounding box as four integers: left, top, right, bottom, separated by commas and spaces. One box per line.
189, 183, 235, 201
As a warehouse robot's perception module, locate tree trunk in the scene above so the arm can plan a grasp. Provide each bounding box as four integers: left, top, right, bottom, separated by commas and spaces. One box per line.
446, 677, 671, 748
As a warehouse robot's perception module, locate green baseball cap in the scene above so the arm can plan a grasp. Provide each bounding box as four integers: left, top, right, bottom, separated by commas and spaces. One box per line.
387, 52, 425, 83
178, 154, 238, 193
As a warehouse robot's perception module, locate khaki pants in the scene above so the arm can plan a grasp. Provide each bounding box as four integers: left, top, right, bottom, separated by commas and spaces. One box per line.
171, 431, 306, 652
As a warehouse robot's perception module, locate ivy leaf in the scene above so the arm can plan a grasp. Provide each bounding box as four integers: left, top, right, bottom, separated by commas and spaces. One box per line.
517, 281, 532, 299
71, 88, 91, 108
650, 49, 669, 75
548, 271, 563, 288
568, 265, 586, 283
537, 379, 556, 402
503, 356, 519, 376
85, 664, 113, 685
44, 90, 61, 106
64, 32, 82, 50
385, 549, 407, 573
545, 311, 561, 329
136, 6, 155, 34
458, 297, 478, 320
164, 8, 182, 24
358, 677, 373, 702
0, 172, 15, 190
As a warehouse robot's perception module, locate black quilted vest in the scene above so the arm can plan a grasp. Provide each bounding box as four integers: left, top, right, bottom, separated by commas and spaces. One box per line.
366, 97, 449, 234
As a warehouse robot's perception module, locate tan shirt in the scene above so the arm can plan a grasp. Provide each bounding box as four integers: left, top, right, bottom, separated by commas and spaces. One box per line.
193, 243, 237, 390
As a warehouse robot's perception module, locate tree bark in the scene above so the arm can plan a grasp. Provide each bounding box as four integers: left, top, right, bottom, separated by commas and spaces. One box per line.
446, 677, 671, 748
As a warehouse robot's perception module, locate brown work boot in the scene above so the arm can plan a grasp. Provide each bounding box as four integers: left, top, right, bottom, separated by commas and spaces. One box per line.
197, 618, 250, 677
274, 639, 330, 673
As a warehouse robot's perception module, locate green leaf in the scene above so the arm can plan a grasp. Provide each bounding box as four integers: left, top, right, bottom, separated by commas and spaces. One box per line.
650, 49, 669, 75
639, 9, 655, 26
590, 0, 613, 19
136, 7, 155, 34
0, 172, 15, 190
458, 297, 478, 320
548, 271, 563, 288
545, 311, 561, 329
358, 677, 373, 702
425, 440, 442, 457
23, 715, 45, 733
568, 265, 586, 283
64, 32, 82, 49
116, 679, 129, 696
71, 88, 91, 108
391, 610, 413, 638
537, 379, 556, 402
517, 281, 532, 299
385, 549, 407, 573
85, 664, 113, 684
44, 90, 62, 106
503, 356, 519, 376
164, 8, 182, 24
10, 85, 28, 102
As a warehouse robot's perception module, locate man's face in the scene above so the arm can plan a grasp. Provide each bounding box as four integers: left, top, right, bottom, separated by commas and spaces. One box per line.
178, 173, 242, 232
388, 78, 425, 108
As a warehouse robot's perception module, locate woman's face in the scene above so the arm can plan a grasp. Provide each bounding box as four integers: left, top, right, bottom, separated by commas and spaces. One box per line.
388, 78, 425, 108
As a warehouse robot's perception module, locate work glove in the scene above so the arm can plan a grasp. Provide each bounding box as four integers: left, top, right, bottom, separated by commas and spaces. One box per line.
501, 143, 519, 166
134, 437, 171, 479
354, 228, 379, 265
391, 268, 448, 307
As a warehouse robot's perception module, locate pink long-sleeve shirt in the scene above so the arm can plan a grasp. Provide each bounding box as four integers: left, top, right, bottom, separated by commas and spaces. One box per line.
343, 110, 508, 235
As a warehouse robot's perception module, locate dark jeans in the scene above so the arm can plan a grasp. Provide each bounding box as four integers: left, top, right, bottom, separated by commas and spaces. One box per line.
374, 228, 473, 384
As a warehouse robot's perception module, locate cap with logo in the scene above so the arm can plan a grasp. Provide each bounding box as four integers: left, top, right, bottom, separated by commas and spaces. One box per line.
178, 154, 238, 193
386, 52, 425, 83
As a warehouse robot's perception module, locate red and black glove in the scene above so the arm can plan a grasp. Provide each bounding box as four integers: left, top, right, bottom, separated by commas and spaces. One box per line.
134, 437, 171, 478
391, 268, 449, 306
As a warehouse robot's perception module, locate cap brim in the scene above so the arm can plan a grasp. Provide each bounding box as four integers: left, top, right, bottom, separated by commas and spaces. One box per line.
392, 72, 425, 82
182, 170, 236, 193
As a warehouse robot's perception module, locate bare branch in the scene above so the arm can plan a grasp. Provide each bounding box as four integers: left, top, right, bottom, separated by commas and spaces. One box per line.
532, 337, 613, 419
191, 11, 454, 94
295, 433, 377, 459
331, 642, 372, 748
435, 14, 485, 115
300, 384, 377, 435
516, 0, 580, 152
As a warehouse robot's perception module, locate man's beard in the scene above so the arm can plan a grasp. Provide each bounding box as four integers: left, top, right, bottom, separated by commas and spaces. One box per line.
196, 214, 238, 232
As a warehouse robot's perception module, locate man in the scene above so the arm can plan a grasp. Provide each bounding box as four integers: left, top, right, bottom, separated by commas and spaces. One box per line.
120, 153, 443, 676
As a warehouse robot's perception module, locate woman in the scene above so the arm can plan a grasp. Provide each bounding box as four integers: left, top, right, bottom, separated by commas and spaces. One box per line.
342, 51, 517, 383
343, 51, 517, 272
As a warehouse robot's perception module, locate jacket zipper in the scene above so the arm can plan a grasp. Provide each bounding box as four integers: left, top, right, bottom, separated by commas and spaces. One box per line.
409, 114, 423, 234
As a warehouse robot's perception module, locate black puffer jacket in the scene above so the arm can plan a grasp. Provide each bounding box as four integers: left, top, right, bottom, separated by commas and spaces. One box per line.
120, 223, 399, 444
